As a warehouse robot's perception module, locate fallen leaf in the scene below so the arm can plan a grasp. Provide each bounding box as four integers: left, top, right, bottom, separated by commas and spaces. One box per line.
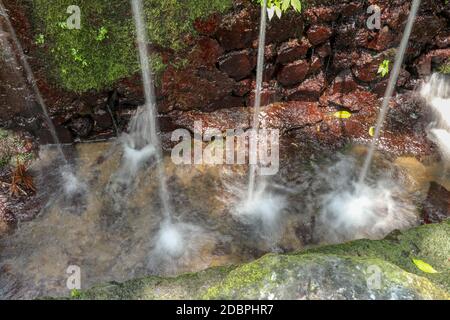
412, 259, 439, 274
333, 111, 352, 119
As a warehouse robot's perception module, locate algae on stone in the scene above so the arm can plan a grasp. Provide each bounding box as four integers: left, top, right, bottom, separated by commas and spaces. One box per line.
68, 220, 450, 300
28, 0, 233, 92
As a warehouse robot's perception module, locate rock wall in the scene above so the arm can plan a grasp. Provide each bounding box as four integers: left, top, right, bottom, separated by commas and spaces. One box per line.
1, 0, 450, 156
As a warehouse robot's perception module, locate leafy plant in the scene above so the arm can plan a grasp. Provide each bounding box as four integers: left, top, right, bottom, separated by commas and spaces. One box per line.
10, 161, 35, 197
70, 48, 88, 67
95, 26, 108, 42
70, 289, 82, 298
258, 0, 302, 20
35, 34, 45, 45
378, 59, 390, 77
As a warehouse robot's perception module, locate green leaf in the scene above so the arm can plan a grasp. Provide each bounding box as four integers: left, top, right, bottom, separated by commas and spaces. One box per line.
333, 111, 352, 119
291, 0, 302, 12
274, 6, 282, 19
282, 0, 291, 11
412, 259, 439, 274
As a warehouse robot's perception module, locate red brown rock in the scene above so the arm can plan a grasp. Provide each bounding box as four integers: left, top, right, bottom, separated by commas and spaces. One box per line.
285, 72, 326, 102
218, 49, 255, 81
261, 101, 324, 131
367, 26, 397, 52
307, 24, 333, 46
277, 59, 310, 87
233, 79, 252, 97
188, 37, 224, 67
246, 82, 282, 107
162, 66, 235, 111
415, 48, 450, 76
304, 6, 339, 24
276, 38, 311, 64
215, 8, 257, 51
320, 89, 379, 112
266, 11, 304, 44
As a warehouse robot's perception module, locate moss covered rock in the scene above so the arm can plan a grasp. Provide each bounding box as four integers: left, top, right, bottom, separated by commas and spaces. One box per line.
28, 0, 233, 92
69, 220, 449, 300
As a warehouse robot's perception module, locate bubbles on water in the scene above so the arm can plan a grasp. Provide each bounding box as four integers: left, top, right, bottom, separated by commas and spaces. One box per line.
316, 156, 418, 243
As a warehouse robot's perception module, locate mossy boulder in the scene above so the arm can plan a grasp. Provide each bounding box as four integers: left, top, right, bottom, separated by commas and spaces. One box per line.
28, 0, 233, 92
68, 220, 450, 300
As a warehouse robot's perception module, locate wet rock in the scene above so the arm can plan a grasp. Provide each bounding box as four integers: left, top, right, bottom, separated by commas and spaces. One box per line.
193, 13, 221, 35
188, 37, 224, 67
276, 38, 311, 64
415, 49, 450, 76
161, 66, 235, 111
307, 24, 333, 46
309, 55, 323, 74
215, 7, 257, 51
263, 63, 276, 82
320, 89, 379, 112
218, 49, 255, 81
266, 11, 304, 44
285, 72, 326, 102
328, 70, 359, 95
277, 59, 310, 86
410, 16, 446, 45
166, 107, 250, 135
352, 51, 393, 83
38, 124, 73, 144
246, 82, 282, 107
93, 110, 114, 131
422, 182, 450, 224
372, 69, 411, 97
331, 50, 361, 72
68, 116, 94, 138
206, 96, 244, 111
367, 26, 397, 52
304, 6, 339, 23
264, 43, 277, 62
435, 32, 450, 49
233, 79, 252, 97
261, 101, 324, 131
316, 41, 331, 58
335, 25, 368, 49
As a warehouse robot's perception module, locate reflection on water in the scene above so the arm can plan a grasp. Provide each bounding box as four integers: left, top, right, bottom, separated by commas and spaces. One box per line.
0, 141, 446, 299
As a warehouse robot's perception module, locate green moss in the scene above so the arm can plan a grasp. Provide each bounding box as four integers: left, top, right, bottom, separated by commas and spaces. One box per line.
28, 0, 233, 92
0, 129, 34, 168
438, 60, 450, 75
58, 221, 450, 300
304, 220, 450, 291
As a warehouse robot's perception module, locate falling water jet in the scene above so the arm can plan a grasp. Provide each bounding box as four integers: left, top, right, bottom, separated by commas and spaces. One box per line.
236, 0, 286, 242
421, 73, 450, 163
359, 0, 421, 184
0, 0, 83, 196
130, 0, 190, 258
130, 0, 172, 222
247, 0, 267, 203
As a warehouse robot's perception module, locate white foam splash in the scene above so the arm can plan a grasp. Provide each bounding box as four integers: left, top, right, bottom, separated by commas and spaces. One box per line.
421, 74, 450, 162
153, 221, 184, 258
317, 157, 418, 242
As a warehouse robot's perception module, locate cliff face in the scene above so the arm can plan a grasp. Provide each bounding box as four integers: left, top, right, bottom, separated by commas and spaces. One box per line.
68, 220, 450, 300
1, 0, 449, 155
